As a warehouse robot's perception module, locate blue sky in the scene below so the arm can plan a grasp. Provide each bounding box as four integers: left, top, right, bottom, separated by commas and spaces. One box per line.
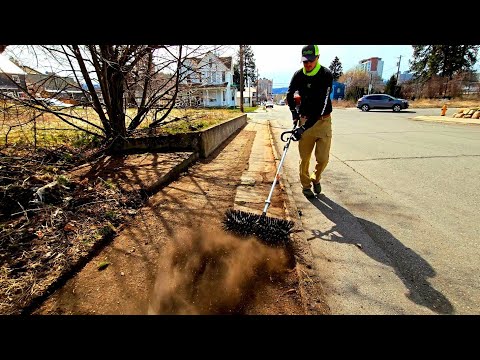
247, 45, 415, 88
6, 45, 478, 90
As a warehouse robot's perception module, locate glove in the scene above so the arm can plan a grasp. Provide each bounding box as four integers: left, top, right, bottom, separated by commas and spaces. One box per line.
291, 125, 306, 141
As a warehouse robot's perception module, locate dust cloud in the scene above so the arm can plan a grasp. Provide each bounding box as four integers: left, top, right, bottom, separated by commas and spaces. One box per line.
148, 225, 290, 314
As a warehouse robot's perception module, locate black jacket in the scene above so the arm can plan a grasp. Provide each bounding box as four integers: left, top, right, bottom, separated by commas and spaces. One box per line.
286, 65, 333, 130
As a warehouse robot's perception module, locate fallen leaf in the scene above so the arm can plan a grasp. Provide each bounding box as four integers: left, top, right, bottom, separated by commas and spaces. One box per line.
64, 223, 76, 232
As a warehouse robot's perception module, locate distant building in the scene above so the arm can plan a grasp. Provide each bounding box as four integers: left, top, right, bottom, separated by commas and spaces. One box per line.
236, 87, 257, 107
26, 72, 85, 103
257, 78, 273, 102
180, 51, 236, 108
398, 71, 413, 84
0, 54, 27, 98
331, 81, 345, 100
358, 57, 384, 79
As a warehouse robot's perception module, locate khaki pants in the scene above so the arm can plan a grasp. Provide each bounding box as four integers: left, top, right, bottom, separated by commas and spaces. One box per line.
298, 114, 332, 189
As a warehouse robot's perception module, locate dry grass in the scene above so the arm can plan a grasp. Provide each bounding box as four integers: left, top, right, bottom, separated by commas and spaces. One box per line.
156, 108, 240, 134
0, 147, 146, 314
332, 99, 357, 108
407, 98, 480, 108
0, 104, 241, 147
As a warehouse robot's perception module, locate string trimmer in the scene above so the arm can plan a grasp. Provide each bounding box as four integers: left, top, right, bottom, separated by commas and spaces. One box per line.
223, 122, 298, 245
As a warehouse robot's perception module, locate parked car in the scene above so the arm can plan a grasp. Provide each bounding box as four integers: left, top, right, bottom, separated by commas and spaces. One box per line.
277, 99, 286, 106
265, 101, 274, 108
35, 97, 73, 108
357, 94, 409, 112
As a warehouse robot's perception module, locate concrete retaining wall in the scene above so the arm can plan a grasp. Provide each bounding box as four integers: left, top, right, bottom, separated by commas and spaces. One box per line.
120, 114, 247, 158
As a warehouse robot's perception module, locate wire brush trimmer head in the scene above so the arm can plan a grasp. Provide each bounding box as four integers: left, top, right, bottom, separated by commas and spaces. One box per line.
223, 124, 300, 245
223, 208, 294, 245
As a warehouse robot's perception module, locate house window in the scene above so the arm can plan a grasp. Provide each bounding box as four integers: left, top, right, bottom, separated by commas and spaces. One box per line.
223, 91, 225, 101
209, 59, 213, 68
222, 72, 225, 82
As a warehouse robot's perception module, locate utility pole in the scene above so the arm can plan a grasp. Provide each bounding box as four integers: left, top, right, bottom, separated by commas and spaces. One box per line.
396, 55, 402, 82
395, 55, 402, 97
248, 71, 251, 107
239, 45, 244, 113
256, 68, 259, 105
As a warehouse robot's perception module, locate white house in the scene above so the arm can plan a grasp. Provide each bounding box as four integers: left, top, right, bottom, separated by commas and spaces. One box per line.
180, 51, 236, 108
0, 54, 27, 97
235, 86, 257, 107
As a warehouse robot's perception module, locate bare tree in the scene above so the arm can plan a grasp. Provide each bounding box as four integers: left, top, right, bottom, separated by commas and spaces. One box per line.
339, 69, 370, 100
5, 45, 228, 150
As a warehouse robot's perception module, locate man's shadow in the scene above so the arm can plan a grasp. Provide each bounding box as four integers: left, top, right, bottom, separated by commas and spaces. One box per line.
306, 194, 454, 315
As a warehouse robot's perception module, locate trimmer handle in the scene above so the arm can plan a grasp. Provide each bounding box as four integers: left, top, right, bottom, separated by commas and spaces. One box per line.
281, 122, 298, 142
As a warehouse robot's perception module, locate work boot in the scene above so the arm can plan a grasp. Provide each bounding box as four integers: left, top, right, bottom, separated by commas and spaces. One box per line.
302, 188, 315, 198
312, 182, 322, 194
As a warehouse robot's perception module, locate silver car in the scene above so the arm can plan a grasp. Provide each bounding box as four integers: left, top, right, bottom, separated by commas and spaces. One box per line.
357, 94, 409, 112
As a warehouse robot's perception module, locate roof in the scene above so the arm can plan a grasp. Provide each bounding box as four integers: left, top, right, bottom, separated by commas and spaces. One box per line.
218, 56, 232, 69
0, 54, 26, 75
22, 65, 43, 75
187, 52, 232, 70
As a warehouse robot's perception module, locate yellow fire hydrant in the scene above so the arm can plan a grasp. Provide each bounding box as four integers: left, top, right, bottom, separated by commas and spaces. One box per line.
441, 104, 448, 116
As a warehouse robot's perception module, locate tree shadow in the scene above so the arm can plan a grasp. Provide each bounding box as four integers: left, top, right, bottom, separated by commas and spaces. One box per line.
307, 194, 454, 315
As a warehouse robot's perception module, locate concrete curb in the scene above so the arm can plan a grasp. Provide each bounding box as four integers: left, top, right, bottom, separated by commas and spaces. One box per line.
75, 115, 248, 198
116, 114, 248, 158
267, 120, 331, 315
141, 116, 249, 195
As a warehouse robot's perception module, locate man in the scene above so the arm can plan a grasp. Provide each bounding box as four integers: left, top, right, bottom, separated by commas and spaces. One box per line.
286, 45, 333, 198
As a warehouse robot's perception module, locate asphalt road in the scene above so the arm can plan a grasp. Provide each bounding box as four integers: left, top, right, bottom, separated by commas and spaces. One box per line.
249, 105, 480, 315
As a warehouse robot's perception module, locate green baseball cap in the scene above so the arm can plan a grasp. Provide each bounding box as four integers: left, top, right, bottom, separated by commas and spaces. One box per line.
301, 45, 319, 62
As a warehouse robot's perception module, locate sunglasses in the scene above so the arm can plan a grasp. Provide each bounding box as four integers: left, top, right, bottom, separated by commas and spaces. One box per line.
303, 58, 316, 64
